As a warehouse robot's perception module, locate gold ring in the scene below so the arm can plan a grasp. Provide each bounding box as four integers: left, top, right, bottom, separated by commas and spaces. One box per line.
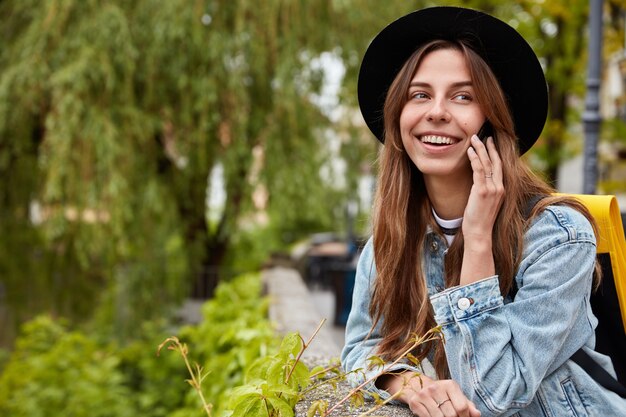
436, 398, 451, 408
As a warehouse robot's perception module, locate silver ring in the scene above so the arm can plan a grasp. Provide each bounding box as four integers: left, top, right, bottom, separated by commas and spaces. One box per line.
436, 398, 451, 408
485, 172, 493, 178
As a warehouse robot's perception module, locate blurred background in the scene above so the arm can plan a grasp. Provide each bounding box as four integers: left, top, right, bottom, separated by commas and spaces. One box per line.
1, 0, 626, 415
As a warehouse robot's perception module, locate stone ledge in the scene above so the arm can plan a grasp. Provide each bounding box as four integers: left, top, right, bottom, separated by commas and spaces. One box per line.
294, 356, 415, 417
263, 266, 341, 359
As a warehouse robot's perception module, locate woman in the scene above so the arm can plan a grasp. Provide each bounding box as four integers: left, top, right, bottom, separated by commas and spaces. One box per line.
341, 7, 626, 417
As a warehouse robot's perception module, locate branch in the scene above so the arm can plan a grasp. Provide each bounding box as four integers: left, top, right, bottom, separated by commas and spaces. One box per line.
323, 327, 443, 416
285, 318, 327, 384
158, 336, 213, 417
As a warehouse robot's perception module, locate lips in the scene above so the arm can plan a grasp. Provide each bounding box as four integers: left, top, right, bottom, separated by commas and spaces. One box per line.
420, 135, 458, 145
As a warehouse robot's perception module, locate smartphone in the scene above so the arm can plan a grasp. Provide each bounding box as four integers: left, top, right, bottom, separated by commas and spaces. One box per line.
477, 120, 494, 143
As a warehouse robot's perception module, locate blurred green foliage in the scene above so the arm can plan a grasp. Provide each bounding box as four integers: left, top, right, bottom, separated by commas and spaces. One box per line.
0, 316, 138, 417
0, 272, 278, 417
175, 272, 278, 416
0, 0, 374, 345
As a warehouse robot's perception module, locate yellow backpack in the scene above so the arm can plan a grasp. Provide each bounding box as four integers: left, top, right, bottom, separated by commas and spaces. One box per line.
562, 194, 626, 390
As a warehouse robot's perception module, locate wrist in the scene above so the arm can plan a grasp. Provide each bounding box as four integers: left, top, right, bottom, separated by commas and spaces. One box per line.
461, 242, 495, 285
462, 236, 492, 254
376, 371, 422, 398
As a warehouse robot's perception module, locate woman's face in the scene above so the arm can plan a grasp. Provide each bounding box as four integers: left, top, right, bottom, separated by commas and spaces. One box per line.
400, 48, 485, 180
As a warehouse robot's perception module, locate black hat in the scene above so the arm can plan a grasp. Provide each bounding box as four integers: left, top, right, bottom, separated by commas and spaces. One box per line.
358, 6, 548, 155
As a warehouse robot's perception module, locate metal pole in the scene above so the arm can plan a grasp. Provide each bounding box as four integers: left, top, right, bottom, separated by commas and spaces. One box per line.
583, 0, 604, 195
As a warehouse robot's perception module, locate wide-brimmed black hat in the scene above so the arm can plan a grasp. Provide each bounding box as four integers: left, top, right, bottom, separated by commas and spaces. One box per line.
358, 6, 548, 155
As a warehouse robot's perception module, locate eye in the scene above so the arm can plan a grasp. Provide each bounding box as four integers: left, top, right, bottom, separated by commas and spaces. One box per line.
409, 91, 429, 100
453, 92, 473, 102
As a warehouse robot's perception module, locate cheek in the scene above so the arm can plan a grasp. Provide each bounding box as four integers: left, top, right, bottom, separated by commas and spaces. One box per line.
460, 114, 483, 135
400, 129, 413, 151
399, 109, 411, 130
399, 103, 420, 126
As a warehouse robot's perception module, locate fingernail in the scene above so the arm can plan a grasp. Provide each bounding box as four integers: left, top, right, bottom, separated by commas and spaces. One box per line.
471, 135, 479, 142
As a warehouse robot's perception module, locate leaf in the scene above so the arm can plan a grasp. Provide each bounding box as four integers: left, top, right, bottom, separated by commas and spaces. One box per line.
366, 355, 385, 370
267, 396, 295, 417
370, 390, 383, 405
287, 361, 311, 390
267, 356, 289, 385
263, 382, 299, 398
231, 394, 270, 417
310, 365, 325, 376
279, 332, 303, 359
229, 384, 262, 405
306, 399, 328, 417
329, 379, 337, 390
406, 352, 420, 366
229, 390, 264, 411
348, 391, 365, 409
247, 356, 279, 381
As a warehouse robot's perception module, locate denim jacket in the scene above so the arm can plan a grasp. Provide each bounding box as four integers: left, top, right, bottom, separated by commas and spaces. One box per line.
342, 205, 626, 416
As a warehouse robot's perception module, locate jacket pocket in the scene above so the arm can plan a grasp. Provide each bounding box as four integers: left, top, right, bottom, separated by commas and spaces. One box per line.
560, 378, 589, 417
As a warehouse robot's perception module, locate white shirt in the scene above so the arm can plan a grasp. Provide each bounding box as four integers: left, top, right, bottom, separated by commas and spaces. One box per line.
432, 208, 462, 246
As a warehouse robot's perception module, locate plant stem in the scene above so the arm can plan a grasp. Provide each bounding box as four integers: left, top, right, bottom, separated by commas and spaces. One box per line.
158, 337, 213, 417
357, 390, 403, 417
181, 350, 213, 416
323, 328, 443, 416
284, 318, 326, 384
309, 363, 341, 380
301, 373, 344, 396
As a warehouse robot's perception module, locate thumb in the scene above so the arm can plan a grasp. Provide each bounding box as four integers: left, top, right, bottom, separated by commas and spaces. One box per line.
468, 401, 482, 417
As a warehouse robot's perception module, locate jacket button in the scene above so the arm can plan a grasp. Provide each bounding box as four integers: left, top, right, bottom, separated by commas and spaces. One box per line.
457, 297, 471, 310
430, 241, 438, 252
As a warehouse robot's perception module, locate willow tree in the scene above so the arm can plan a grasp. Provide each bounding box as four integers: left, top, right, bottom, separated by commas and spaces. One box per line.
0, 0, 359, 343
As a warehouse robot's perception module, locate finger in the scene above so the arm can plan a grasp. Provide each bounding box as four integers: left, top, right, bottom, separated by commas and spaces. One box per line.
468, 400, 482, 417
484, 137, 502, 183
441, 381, 472, 417
408, 399, 434, 417
484, 137, 505, 202
467, 147, 490, 188
408, 388, 442, 417
421, 397, 445, 417
418, 385, 450, 417
470, 135, 494, 179
485, 136, 501, 165
436, 398, 459, 417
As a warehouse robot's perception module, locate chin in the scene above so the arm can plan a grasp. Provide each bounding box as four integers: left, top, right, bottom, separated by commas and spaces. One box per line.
416, 163, 471, 179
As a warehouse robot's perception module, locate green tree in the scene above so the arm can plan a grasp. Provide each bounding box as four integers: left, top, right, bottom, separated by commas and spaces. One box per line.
0, 0, 366, 343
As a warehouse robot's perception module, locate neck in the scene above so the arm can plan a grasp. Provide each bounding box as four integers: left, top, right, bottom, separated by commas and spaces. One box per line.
424, 173, 472, 219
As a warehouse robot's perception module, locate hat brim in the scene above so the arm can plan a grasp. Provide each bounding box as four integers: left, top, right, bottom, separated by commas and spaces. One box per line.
358, 7, 548, 155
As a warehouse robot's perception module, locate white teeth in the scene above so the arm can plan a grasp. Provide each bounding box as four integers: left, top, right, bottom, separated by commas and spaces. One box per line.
420, 135, 455, 145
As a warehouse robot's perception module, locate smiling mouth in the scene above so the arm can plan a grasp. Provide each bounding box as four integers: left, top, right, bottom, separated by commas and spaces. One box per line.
420, 135, 458, 145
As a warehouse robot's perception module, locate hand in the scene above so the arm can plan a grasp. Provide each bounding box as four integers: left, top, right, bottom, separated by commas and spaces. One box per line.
459, 136, 504, 285
463, 135, 504, 241
380, 373, 481, 417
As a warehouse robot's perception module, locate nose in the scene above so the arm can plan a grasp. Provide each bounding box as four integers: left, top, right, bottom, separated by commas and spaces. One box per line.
426, 99, 450, 122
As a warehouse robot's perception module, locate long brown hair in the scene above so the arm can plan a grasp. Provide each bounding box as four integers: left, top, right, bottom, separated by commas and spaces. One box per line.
369, 40, 600, 379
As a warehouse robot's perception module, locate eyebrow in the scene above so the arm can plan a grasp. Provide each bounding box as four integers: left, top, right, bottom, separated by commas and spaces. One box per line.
408, 81, 473, 88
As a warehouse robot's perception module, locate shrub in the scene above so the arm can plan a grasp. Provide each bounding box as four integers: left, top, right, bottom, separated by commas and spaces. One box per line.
0, 316, 137, 417
0, 272, 278, 417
